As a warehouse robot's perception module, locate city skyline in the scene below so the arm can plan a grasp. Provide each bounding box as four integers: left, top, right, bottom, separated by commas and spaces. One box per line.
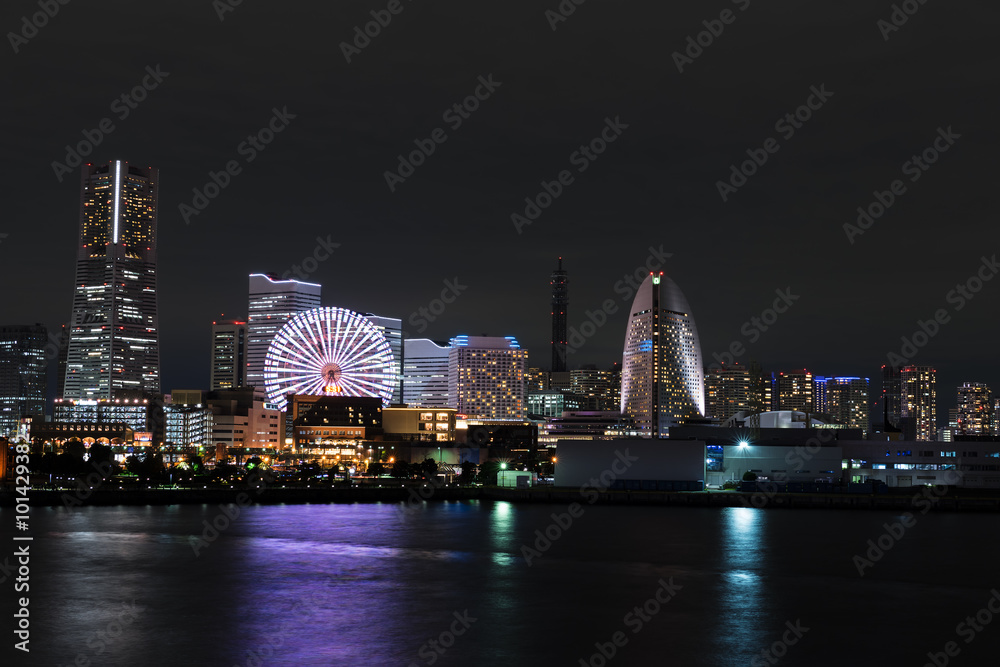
6, 4, 1000, 666
3, 2, 997, 410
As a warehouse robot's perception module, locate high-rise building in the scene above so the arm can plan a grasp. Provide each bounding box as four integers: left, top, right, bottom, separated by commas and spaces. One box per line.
621, 272, 704, 437
64, 161, 160, 399
609, 362, 621, 412
402, 338, 451, 408
447, 335, 527, 419
246, 273, 321, 390
570, 367, 616, 411
813, 376, 829, 414
881, 364, 902, 431
901, 365, 937, 441
550, 257, 568, 372
826, 377, 870, 435
210, 320, 247, 391
0, 325, 47, 437
364, 314, 402, 405
778, 369, 814, 413
56, 323, 69, 399
704, 363, 754, 421
956, 382, 993, 436
525, 367, 548, 392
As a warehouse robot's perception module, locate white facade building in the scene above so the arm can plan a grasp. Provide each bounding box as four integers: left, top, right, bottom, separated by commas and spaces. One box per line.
402, 338, 451, 408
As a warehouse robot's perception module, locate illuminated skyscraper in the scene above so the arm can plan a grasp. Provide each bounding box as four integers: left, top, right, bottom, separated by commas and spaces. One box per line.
550, 257, 568, 372
447, 335, 527, 419
246, 273, 321, 391
570, 366, 616, 411
956, 382, 993, 436
901, 365, 937, 441
826, 377, 871, 435
402, 338, 451, 408
705, 363, 754, 421
621, 272, 704, 437
778, 369, 814, 412
64, 161, 160, 399
210, 320, 247, 391
0, 324, 47, 437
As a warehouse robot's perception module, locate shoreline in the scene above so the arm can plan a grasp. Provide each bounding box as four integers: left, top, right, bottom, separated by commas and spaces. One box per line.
4, 485, 1000, 511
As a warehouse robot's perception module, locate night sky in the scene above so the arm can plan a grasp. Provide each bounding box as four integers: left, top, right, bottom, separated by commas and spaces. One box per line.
3, 0, 998, 415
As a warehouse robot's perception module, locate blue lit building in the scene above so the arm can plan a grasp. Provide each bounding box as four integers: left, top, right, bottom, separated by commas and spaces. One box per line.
621, 273, 704, 437
0, 324, 47, 437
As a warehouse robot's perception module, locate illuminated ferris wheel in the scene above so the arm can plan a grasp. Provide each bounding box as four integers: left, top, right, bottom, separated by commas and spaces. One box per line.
263, 307, 396, 411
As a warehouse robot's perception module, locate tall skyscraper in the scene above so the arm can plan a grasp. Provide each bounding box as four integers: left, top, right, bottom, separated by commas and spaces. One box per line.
956, 382, 993, 436
551, 257, 568, 372
621, 272, 704, 437
881, 364, 902, 431
813, 376, 829, 413
364, 314, 402, 405
901, 365, 937, 441
402, 339, 451, 408
778, 369, 814, 412
570, 366, 616, 411
0, 325, 47, 437
210, 320, 247, 391
246, 273, 321, 391
448, 335, 527, 419
826, 377, 871, 435
64, 161, 160, 399
704, 363, 754, 421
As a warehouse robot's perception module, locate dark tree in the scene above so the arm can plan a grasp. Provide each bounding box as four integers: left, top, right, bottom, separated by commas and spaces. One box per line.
476, 461, 500, 485
63, 438, 86, 461
459, 461, 477, 485
419, 458, 438, 479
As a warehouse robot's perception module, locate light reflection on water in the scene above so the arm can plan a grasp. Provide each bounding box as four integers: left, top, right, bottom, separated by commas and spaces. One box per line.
10, 502, 999, 666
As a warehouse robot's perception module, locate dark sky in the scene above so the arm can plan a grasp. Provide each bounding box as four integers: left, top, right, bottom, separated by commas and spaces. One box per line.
2, 0, 998, 415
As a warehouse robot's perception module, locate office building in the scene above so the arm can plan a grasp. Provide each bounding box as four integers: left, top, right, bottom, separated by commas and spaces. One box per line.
526, 390, 588, 418
53, 396, 162, 444
246, 273, 321, 390
210, 320, 247, 391
64, 161, 160, 399
164, 393, 214, 462
621, 272, 704, 437
402, 338, 451, 408
570, 367, 616, 411
525, 367, 548, 392
448, 335, 527, 419
0, 324, 47, 437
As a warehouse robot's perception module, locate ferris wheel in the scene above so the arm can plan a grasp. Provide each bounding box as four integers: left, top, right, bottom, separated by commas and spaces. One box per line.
264, 307, 396, 411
